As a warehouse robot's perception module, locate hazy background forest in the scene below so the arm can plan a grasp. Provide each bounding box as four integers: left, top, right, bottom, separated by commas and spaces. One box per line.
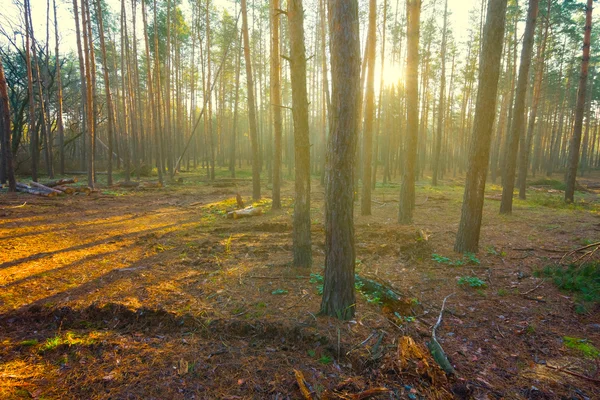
1, 0, 598, 193
2, 0, 600, 398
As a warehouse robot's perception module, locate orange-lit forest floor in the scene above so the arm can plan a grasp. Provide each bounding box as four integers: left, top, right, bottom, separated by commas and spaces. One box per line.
1, 169, 600, 399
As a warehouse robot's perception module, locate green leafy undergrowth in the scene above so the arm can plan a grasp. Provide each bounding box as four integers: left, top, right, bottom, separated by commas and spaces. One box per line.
457, 276, 487, 288
432, 252, 480, 266
563, 336, 600, 359
537, 262, 600, 313
528, 178, 566, 191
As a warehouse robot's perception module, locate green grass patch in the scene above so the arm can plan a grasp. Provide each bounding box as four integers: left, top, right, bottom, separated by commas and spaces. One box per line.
19, 339, 39, 347
563, 336, 600, 359
537, 262, 600, 312
528, 178, 566, 191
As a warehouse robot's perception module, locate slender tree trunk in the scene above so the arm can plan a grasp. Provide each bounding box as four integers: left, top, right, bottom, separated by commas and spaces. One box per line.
287, 0, 312, 267
241, 0, 261, 200
565, 0, 593, 203
372, 0, 388, 190
0, 57, 16, 192
454, 0, 508, 253
360, 0, 376, 216
95, 0, 114, 186
230, 28, 242, 179
321, 0, 360, 320
52, 0, 65, 176
432, 0, 448, 186
25, 0, 38, 182
500, 0, 539, 214
271, 0, 283, 209
518, 0, 550, 199
120, 0, 131, 182
398, 0, 421, 224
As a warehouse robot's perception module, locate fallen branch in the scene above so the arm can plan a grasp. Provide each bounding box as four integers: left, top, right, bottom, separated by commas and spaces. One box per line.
427, 293, 456, 375
519, 279, 545, 295
293, 369, 313, 400
561, 241, 600, 265
545, 364, 600, 384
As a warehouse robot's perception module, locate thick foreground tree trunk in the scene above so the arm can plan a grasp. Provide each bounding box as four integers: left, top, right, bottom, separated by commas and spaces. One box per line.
321, 0, 360, 320
454, 0, 508, 253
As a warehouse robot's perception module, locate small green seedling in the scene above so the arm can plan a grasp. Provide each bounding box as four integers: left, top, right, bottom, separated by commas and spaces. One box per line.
458, 276, 487, 288
271, 289, 288, 295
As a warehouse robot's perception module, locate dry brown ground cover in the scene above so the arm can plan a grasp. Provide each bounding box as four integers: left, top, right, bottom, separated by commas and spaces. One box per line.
1, 169, 600, 399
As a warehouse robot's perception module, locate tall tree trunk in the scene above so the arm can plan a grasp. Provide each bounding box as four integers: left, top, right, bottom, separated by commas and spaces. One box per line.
81, 0, 95, 187
206, 0, 215, 180
372, 0, 388, 190
142, 0, 162, 184
241, 0, 261, 200
287, 0, 312, 267
360, 0, 376, 216
454, 0, 508, 253
321, 0, 360, 320
271, 0, 283, 209
25, 0, 38, 182
398, 0, 421, 224
120, 0, 131, 182
95, 0, 114, 186
151, 0, 164, 183
230, 28, 242, 179
27, 0, 53, 179
53, 0, 65, 176
432, 0, 449, 186
0, 57, 16, 192
500, 0, 539, 214
565, 0, 593, 203
518, 0, 550, 199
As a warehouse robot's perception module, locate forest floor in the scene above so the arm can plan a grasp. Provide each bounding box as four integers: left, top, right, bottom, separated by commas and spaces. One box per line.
1, 169, 600, 400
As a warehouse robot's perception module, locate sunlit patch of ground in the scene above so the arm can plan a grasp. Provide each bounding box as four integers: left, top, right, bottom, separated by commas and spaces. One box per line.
1, 169, 600, 399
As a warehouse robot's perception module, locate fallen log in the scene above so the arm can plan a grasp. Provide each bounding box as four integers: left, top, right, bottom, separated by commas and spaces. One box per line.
141, 181, 163, 188
43, 178, 77, 187
54, 185, 75, 194
30, 181, 64, 195
73, 186, 92, 195
116, 181, 140, 188
15, 184, 56, 197
227, 206, 263, 219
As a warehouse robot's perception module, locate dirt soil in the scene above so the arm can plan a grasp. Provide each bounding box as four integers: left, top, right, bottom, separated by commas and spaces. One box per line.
1, 170, 600, 399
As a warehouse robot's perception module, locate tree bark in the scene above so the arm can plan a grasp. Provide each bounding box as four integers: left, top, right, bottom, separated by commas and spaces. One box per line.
500, 0, 539, 214
432, 0, 449, 186
287, 0, 312, 267
321, 0, 360, 320
24, 0, 38, 182
271, 0, 283, 209
565, 0, 593, 203
0, 57, 16, 192
95, 0, 114, 187
398, 0, 421, 224
241, 0, 261, 200
360, 0, 376, 216
454, 0, 508, 253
